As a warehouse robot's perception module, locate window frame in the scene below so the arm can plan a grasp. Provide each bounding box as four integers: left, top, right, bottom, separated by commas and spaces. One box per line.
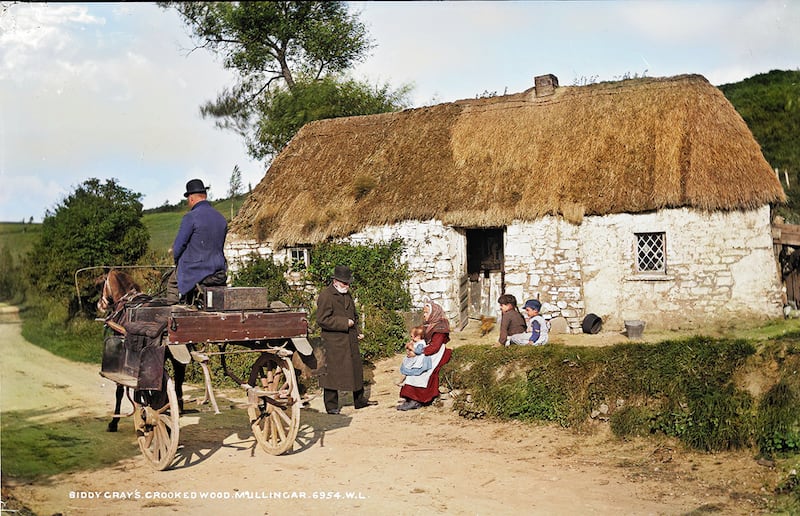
634, 231, 667, 275
288, 246, 310, 270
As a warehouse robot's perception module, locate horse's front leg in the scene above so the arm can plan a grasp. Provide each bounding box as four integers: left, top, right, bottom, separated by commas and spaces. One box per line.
107, 384, 124, 432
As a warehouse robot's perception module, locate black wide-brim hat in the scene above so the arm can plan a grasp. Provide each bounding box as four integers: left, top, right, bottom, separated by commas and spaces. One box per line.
184, 179, 207, 197
333, 265, 353, 284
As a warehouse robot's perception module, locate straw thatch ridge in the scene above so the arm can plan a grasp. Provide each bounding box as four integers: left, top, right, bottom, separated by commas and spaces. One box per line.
231, 74, 785, 247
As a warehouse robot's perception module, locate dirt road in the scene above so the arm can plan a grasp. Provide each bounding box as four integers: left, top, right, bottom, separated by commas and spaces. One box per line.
0, 306, 779, 515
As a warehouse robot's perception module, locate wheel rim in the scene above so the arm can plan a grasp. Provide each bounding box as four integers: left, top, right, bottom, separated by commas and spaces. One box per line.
135, 377, 180, 470
247, 356, 300, 455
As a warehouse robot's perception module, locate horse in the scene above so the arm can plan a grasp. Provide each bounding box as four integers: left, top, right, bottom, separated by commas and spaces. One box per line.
97, 269, 186, 432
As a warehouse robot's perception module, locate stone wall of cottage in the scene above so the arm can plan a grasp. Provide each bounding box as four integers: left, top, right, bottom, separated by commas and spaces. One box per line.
503, 216, 585, 332
347, 220, 466, 319
226, 220, 466, 326
579, 205, 784, 331
225, 205, 784, 333
224, 220, 466, 325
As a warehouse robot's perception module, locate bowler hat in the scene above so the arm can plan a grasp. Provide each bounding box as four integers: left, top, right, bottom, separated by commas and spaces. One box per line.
333, 265, 353, 284
184, 179, 208, 197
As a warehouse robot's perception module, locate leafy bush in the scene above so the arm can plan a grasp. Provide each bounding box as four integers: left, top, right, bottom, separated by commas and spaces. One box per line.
0, 245, 27, 303
680, 384, 753, 451
230, 252, 291, 301
26, 178, 149, 315
610, 405, 658, 437
306, 239, 411, 360
758, 382, 800, 455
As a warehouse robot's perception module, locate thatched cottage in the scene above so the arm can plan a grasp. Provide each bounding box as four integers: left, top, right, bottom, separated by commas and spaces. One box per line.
225, 74, 786, 332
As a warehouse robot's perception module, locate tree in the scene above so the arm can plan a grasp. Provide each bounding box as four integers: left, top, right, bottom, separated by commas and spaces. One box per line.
228, 164, 243, 198
27, 178, 149, 299
161, 1, 410, 160
255, 75, 412, 157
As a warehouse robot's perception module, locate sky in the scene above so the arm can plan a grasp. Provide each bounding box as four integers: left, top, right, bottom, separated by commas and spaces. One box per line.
1, 1, 798, 223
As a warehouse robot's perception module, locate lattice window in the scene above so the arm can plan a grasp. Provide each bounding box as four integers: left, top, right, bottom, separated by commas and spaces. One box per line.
289, 247, 310, 270
635, 232, 666, 273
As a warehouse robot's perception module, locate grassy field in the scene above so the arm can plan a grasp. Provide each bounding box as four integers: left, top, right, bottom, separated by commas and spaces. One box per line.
0, 222, 41, 261
1, 196, 246, 263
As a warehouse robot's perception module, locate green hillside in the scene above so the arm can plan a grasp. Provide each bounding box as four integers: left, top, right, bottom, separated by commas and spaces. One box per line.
0, 197, 246, 270
0, 222, 41, 261
143, 196, 248, 255
719, 69, 800, 222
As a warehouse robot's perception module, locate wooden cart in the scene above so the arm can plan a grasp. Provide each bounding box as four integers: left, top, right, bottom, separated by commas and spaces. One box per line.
100, 286, 310, 470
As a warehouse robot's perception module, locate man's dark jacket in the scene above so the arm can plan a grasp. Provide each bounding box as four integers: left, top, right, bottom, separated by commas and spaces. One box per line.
316, 284, 364, 391
172, 200, 227, 295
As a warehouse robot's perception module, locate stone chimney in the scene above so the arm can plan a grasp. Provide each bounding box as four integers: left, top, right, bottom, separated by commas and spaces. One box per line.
534, 74, 559, 97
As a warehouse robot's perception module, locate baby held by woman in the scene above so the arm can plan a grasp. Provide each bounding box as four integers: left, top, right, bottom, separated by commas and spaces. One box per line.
397, 326, 431, 385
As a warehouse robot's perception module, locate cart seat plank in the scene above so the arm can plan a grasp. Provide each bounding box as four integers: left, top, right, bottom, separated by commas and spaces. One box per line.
167, 310, 308, 344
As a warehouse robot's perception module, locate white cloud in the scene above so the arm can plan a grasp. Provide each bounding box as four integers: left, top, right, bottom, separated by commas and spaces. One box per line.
0, 3, 103, 80
0, 172, 65, 221
1, 3, 261, 221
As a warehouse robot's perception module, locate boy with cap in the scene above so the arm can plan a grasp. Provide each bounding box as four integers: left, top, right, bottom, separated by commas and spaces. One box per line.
496, 293, 527, 347
509, 299, 549, 346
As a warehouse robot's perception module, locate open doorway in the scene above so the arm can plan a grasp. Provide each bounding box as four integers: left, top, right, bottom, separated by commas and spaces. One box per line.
461, 228, 505, 321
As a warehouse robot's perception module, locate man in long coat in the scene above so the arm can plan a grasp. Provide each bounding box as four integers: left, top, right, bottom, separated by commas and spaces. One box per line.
316, 265, 377, 414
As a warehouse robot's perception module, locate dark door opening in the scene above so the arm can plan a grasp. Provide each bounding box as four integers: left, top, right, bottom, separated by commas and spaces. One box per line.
463, 228, 505, 320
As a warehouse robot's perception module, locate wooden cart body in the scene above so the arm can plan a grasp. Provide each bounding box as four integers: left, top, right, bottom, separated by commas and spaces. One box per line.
100, 287, 310, 469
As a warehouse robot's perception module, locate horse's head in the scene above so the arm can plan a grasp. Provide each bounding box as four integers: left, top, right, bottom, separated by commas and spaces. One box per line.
97, 269, 141, 313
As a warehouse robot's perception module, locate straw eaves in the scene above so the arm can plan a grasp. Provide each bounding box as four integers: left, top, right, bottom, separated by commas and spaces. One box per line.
231, 74, 785, 247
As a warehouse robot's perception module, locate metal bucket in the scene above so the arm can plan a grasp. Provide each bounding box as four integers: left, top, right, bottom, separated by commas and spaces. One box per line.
624, 320, 645, 339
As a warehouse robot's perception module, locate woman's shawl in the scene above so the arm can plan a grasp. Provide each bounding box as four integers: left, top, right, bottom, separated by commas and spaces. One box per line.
423, 301, 450, 341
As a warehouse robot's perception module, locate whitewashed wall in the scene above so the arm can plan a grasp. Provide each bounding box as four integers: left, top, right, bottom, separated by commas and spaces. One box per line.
579, 205, 783, 331
348, 220, 466, 318
503, 216, 584, 331
225, 205, 783, 333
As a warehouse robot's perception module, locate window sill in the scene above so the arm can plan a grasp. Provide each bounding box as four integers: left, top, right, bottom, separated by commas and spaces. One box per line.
626, 273, 673, 282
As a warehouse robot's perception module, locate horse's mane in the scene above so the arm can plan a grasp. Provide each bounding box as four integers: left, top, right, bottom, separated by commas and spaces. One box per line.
98, 269, 143, 313
110, 269, 142, 294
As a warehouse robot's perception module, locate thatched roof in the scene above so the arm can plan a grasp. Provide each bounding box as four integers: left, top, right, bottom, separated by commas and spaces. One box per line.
231, 74, 785, 247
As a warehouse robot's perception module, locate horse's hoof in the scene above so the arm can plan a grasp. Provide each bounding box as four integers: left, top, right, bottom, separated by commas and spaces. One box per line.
107, 422, 118, 432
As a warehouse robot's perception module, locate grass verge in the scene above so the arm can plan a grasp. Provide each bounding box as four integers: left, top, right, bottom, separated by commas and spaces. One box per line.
1, 409, 138, 482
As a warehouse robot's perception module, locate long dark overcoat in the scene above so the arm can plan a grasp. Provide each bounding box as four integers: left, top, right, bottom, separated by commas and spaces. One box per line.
316, 284, 363, 392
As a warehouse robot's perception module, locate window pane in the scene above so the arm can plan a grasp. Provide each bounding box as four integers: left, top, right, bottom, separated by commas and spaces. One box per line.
636, 233, 665, 272
289, 248, 308, 270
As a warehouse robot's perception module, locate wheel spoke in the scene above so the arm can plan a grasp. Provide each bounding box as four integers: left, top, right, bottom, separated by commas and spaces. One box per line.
272, 411, 287, 441
273, 405, 293, 425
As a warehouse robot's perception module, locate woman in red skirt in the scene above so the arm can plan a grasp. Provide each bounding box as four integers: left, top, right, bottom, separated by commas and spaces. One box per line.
397, 300, 452, 411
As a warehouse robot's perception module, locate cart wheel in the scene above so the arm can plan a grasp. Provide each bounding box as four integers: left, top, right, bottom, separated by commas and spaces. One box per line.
134, 377, 180, 470
247, 355, 300, 455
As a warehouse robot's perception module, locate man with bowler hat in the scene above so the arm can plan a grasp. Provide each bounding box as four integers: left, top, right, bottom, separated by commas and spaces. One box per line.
316, 265, 377, 414
167, 179, 228, 303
